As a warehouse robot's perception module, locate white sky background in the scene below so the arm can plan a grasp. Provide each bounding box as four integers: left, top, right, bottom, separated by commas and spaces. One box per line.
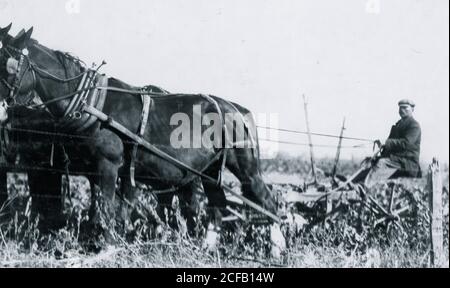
1, 0, 448, 163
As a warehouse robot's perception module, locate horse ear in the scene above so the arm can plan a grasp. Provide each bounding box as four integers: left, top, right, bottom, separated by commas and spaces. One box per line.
15, 29, 25, 38
0, 23, 12, 41
26, 27, 34, 38
12, 27, 33, 49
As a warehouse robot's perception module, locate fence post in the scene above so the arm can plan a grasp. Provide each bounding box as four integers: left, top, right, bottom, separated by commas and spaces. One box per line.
428, 158, 444, 268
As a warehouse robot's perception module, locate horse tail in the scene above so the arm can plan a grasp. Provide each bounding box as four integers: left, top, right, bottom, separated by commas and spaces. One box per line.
243, 110, 261, 170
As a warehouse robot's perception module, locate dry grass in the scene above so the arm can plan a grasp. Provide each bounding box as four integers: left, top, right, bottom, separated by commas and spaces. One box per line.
0, 156, 448, 268
0, 234, 444, 268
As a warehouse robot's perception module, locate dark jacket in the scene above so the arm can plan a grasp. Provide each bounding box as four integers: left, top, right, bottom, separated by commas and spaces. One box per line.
381, 116, 421, 177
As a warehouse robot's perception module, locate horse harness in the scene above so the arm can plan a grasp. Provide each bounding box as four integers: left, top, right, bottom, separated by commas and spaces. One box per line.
130, 93, 151, 187
3, 55, 227, 190
1, 45, 280, 223
57, 70, 108, 132
57, 74, 158, 188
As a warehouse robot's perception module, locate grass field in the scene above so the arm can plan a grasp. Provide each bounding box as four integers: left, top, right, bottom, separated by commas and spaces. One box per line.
0, 155, 448, 268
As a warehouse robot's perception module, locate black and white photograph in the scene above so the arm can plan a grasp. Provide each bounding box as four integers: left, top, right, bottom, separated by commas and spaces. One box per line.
0, 0, 448, 269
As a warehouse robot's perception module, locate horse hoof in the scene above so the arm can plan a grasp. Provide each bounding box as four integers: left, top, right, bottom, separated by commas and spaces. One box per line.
270, 223, 286, 259
270, 245, 282, 259
203, 225, 219, 251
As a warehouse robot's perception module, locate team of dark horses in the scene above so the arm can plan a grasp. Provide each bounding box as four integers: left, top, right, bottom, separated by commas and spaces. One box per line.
0, 24, 285, 253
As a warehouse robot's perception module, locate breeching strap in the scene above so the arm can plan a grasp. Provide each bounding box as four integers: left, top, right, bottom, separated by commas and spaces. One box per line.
129, 94, 151, 187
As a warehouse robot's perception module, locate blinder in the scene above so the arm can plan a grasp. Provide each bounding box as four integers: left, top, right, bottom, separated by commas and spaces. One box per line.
0, 45, 36, 104
6, 57, 19, 74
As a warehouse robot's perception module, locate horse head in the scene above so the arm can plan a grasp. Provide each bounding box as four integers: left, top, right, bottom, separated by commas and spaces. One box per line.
2, 26, 89, 123
0, 24, 36, 122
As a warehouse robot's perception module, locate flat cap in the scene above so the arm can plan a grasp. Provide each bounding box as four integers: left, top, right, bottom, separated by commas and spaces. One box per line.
398, 99, 415, 107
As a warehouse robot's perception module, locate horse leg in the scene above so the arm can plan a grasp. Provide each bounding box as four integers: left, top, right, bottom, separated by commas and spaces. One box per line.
89, 157, 121, 242
226, 148, 276, 214
117, 146, 141, 232
81, 128, 124, 244
78, 174, 99, 245
0, 169, 8, 223
86, 175, 98, 225
28, 170, 64, 232
203, 182, 226, 228
202, 181, 226, 251
226, 148, 286, 257
118, 175, 143, 237
179, 178, 198, 236
197, 165, 227, 250
155, 192, 172, 227
178, 177, 204, 237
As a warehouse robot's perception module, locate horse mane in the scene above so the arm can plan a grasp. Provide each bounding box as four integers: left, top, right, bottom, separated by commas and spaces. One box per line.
30, 40, 86, 75
47, 50, 84, 92
53, 50, 86, 70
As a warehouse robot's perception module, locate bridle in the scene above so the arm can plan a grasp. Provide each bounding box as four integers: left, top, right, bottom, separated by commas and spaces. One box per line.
0, 44, 36, 106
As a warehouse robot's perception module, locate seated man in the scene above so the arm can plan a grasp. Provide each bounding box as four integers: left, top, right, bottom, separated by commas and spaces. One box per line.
363, 99, 422, 188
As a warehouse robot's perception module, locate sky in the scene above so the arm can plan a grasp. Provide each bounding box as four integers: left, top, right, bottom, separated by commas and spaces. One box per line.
1, 0, 448, 163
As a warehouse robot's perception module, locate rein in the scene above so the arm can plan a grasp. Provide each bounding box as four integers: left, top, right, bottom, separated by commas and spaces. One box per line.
28, 86, 170, 110
31, 63, 88, 83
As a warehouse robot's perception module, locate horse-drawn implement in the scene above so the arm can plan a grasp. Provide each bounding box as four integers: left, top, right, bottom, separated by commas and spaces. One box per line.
271, 154, 421, 246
